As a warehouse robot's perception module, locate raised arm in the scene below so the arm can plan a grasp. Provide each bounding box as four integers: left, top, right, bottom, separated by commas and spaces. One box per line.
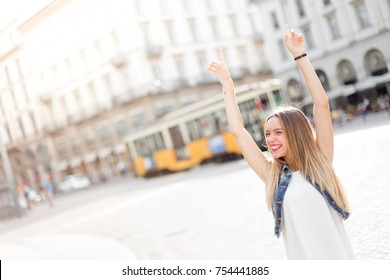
207, 49, 270, 181
284, 24, 334, 163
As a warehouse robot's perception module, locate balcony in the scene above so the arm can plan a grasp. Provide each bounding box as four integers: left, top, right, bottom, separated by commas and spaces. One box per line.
39, 92, 53, 104
111, 90, 135, 106
111, 53, 127, 68
252, 32, 264, 43
145, 44, 163, 58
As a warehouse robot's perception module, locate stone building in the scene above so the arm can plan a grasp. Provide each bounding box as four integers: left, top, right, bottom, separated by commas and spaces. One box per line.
251, 0, 390, 113
0, 0, 271, 199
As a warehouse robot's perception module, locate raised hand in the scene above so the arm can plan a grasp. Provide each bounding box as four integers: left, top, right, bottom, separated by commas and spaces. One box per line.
284, 24, 306, 58
207, 48, 234, 88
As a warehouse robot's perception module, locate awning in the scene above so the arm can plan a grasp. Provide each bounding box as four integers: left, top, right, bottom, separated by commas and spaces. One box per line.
356, 77, 376, 91
356, 72, 390, 91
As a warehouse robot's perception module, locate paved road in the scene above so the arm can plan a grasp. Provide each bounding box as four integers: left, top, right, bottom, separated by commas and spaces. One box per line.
0, 111, 389, 260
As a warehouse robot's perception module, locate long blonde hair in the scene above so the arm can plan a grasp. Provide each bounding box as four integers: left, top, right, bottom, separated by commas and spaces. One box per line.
264, 106, 350, 212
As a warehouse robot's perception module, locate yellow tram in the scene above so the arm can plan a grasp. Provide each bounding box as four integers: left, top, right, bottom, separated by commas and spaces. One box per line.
124, 79, 285, 177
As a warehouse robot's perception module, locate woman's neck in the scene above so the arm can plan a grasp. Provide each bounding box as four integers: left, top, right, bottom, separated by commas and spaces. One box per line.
284, 157, 298, 172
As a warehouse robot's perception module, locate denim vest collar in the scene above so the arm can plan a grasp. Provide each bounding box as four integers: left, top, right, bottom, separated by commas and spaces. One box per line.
272, 164, 350, 238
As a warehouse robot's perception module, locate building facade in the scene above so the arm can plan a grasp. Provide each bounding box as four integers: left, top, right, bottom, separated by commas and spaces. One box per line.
0, 0, 271, 200
251, 0, 390, 113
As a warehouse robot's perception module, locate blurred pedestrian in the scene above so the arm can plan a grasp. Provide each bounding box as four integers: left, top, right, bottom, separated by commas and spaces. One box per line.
20, 181, 34, 211
358, 97, 370, 122
207, 24, 355, 259
117, 160, 127, 176
384, 94, 390, 117
40, 174, 54, 207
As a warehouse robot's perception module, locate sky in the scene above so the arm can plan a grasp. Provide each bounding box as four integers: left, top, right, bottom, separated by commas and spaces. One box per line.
0, 0, 51, 29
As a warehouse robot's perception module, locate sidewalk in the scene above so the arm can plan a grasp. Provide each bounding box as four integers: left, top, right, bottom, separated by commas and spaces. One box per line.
333, 109, 390, 135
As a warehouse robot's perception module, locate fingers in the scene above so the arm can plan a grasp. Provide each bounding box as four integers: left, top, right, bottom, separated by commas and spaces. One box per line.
206, 61, 221, 73
284, 24, 303, 43
284, 24, 291, 36
206, 49, 226, 73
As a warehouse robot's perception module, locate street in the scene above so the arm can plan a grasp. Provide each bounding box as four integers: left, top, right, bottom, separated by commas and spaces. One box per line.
0, 111, 389, 260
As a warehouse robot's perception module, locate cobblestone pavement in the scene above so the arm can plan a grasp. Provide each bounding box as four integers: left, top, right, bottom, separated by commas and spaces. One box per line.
0, 111, 389, 260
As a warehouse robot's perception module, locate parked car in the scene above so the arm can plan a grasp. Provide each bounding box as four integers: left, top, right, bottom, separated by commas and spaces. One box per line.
58, 175, 91, 193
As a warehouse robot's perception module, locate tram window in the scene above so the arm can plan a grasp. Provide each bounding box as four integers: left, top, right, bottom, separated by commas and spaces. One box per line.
261, 98, 271, 116
154, 133, 165, 150
272, 90, 283, 106
169, 126, 186, 148
187, 120, 203, 140
199, 115, 218, 138
135, 139, 150, 156
215, 109, 228, 132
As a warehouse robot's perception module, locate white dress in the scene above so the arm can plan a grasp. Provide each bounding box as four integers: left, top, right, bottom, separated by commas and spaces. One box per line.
281, 171, 355, 259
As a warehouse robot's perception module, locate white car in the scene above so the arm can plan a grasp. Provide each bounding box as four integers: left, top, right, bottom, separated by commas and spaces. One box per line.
58, 175, 91, 193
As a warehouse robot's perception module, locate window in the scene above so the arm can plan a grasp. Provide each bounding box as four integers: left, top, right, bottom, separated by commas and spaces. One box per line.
336, 60, 357, 85
15, 59, 23, 78
115, 120, 128, 136
238, 46, 249, 74
30, 112, 37, 133
79, 49, 88, 69
83, 128, 96, 147
18, 119, 25, 138
353, 1, 370, 29
209, 17, 219, 38
270, 11, 280, 30
65, 57, 72, 75
59, 96, 69, 117
70, 135, 82, 154
295, 0, 306, 17
132, 112, 147, 128
364, 49, 389, 76
21, 82, 29, 102
5, 124, 12, 141
287, 79, 304, 102
152, 64, 162, 82
159, 0, 171, 16
188, 19, 198, 41
278, 39, 288, 60
55, 138, 68, 159
183, 0, 191, 13
229, 15, 238, 36
111, 30, 120, 50
323, 0, 331, 5
315, 70, 330, 91
165, 21, 175, 43
303, 26, 315, 49
272, 90, 283, 106
103, 74, 113, 97
174, 55, 186, 81
134, 0, 145, 16
196, 52, 207, 74
327, 14, 341, 40
87, 82, 99, 106
98, 126, 112, 141
205, 0, 213, 11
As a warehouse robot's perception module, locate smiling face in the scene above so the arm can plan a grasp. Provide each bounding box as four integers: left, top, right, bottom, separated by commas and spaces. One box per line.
264, 116, 289, 159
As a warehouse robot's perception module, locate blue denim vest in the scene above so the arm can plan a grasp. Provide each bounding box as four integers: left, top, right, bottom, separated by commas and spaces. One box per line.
272, 164, 350, 238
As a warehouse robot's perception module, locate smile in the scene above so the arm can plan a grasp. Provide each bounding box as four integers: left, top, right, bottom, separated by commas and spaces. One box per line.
270, 145, 282, 153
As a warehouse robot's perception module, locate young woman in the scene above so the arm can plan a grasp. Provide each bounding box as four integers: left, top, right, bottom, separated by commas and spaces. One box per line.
206, 25, 355, 259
